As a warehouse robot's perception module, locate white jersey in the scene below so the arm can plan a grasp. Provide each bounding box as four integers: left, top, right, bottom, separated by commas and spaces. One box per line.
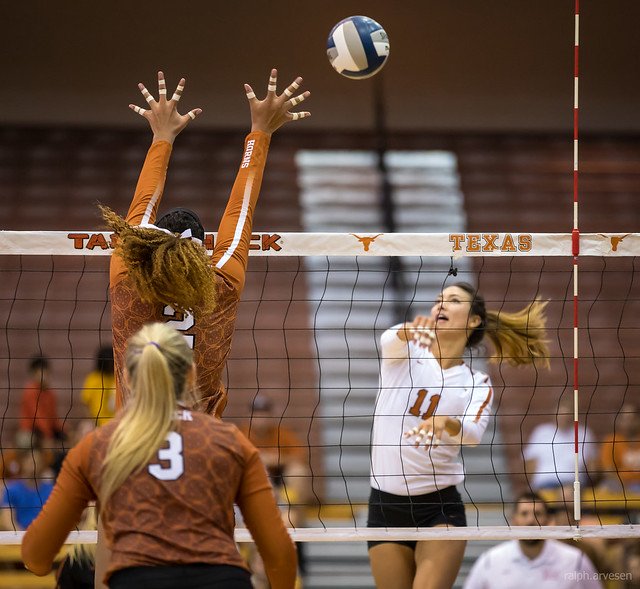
463, 539, 603, 589
523, 423, 597, 490
371, 326, 493, 496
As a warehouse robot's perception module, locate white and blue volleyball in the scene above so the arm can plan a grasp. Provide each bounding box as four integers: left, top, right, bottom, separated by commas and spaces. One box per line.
327, 16, 390, 80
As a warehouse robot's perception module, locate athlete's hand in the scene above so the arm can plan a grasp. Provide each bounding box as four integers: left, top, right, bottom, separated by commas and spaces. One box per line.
130, 71, 202, 144
245, 68, 311, 135
398, 315, 435, 348
404, 415, 461, 449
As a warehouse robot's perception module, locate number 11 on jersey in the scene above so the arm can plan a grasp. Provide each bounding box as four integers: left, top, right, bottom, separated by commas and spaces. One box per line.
408, 389, 441, 420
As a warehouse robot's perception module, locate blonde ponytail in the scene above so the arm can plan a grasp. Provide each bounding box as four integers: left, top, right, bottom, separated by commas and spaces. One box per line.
455, 282, 550, 367
484, 300, 550, 367
100, 205, 216, 315
100, 323, 196, 505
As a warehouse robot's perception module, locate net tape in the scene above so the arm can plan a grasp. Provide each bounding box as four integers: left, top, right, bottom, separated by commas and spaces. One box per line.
0, 231, 636, 257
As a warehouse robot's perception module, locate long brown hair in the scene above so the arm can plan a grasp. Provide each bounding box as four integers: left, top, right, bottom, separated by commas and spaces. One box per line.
455, 282, 550, 367
101, 205, 216, 315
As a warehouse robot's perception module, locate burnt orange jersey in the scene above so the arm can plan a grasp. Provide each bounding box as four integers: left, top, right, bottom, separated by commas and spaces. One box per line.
110, 133, 271, 413
22, 410, 297, 587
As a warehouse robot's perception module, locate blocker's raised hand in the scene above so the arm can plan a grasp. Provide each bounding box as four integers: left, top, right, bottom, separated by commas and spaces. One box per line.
129, 71, 202, 143
245, 68, 311, 135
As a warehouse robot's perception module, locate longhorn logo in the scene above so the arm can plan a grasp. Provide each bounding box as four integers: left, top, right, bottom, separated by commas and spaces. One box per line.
598, 234, 630, 252
351, 233, 383, 252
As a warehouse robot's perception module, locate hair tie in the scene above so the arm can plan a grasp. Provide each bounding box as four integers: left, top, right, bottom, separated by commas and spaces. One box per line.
146, 341, 161, 350
139, 223, 203, 245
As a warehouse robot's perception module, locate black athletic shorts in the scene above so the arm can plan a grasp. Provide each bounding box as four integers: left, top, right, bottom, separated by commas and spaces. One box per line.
367, 485, 467, 550
108, 564, 252, 589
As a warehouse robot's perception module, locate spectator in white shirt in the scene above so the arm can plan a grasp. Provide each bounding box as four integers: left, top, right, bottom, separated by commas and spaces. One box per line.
524, 395, 598, 493
463, 492, 603, 589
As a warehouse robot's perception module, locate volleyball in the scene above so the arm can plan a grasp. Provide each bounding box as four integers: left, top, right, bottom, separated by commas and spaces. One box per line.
326, 16, 390, 80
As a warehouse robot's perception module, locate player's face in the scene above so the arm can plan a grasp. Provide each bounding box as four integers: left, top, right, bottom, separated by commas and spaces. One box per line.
511, 500, 550, 527
430, 286, 481, 338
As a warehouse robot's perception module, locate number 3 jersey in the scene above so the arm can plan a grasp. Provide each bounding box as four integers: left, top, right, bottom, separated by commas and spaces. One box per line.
110, 132, 271, 415
22, 410, 287, 582
370, 326, 494, 496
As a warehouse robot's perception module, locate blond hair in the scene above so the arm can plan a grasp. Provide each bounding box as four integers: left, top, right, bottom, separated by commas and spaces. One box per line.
100, 205, 216, 315
67, 505, 97, 566
99, 323, 196, 505
456, 282, 550, 367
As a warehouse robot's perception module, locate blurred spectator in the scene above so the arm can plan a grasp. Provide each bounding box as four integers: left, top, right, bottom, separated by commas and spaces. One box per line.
241, 395, 309, 587
598, 403, 640, 494
524, 395, 598, 493
242, 395, 309, 523
621, 541, 640, 588
80, 346, 116, 425
18, 355, 64, 448
0, 440, 54, 531
463, 492, 603, 588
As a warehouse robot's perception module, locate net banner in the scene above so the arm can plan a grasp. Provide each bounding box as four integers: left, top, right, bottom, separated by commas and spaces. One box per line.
1, 231, 637, 257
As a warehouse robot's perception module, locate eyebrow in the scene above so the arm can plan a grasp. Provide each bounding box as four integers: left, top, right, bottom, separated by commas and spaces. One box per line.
437, 294, 473, 303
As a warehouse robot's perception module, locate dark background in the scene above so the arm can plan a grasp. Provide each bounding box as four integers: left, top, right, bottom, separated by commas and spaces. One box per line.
2, 0, 639, 133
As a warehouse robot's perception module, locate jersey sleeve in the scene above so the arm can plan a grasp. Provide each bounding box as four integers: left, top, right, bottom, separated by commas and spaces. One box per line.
110, 140, 173, 286
380, 324, 412, 364
212, 131, 271, 293
457, 373, 493, 447
235, 433, 297, 589
21, 434, 96, 575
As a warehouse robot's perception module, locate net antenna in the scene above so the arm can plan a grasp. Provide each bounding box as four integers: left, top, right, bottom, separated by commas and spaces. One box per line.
572, 0, 581, 523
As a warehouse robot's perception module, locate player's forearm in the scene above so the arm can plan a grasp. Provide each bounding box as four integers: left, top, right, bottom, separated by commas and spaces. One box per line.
125, 141, 173, 225
212, 131, 271, 291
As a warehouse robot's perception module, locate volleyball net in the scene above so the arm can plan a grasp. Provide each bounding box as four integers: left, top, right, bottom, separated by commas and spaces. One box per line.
1, 230, 640, 543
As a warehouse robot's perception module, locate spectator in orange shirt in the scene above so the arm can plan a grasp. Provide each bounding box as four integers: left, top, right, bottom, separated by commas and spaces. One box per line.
243, 395, 309, 523
18, 355, 64, 448
241, 395, 309, 586
599, 403, 640, 493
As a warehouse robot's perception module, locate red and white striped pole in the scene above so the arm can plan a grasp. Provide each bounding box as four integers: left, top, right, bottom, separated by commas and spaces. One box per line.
572, 0, 581, 524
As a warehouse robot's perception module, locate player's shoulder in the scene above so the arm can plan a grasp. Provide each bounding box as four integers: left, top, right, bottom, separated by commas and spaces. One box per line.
185, 411, 251, 450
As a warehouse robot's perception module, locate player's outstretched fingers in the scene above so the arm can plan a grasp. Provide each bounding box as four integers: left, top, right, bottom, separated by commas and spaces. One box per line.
290, 111, 311, 121
157, 71, 167, 101
244, 84, 257, 103
186, 108, 203, 121
283, 77, 302, 98
172, 78, 186, 103
267, 68, 278, 95
288, 90, 310, 108
129, 104, 147, 117
139, 83, 155, 105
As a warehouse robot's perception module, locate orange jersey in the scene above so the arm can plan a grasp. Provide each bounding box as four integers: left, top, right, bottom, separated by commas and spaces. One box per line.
22, 410, 297, 587
241, 425, 307, 464
600, 433, 640, 487
110, 133, 271, 413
